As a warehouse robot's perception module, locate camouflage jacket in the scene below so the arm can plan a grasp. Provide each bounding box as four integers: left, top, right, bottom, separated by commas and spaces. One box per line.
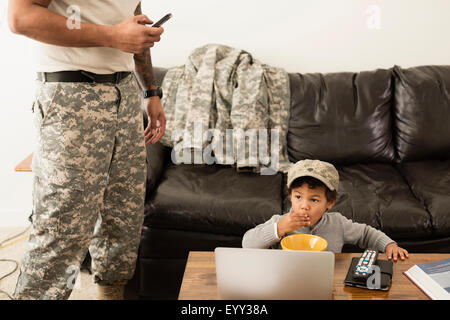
160, 44, 292, 174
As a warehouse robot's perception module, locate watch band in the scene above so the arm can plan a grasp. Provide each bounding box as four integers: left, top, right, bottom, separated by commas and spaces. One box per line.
143, 87, 163, 99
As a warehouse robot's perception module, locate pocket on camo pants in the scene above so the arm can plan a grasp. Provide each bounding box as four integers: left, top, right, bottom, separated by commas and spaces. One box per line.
31, 156, 86, 238
30, 80, 87, 238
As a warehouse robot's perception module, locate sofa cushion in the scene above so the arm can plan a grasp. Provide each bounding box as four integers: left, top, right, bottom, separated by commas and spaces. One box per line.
140, 226, 242, 259
144, 164, 283, 236
329, 163, 432, 240
397, 160, 450, 237
287, 69, 396, 165
393, 65, 450, 161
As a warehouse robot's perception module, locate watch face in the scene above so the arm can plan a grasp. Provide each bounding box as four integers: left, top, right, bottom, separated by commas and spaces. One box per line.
144, 87, 163, 99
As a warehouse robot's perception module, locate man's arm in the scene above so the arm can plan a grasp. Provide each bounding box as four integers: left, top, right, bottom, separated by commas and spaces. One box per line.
133, 2, 157, 90
133, 2, 166, 145
7, 0, 162, 54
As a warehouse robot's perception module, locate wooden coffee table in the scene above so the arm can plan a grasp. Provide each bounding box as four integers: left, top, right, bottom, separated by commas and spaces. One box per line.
178, 251, 450, 300
15, 153, 33, 172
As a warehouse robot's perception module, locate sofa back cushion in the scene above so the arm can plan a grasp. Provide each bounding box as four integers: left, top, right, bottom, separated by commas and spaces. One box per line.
287, 69, 396, 165
393, 65, 450, 161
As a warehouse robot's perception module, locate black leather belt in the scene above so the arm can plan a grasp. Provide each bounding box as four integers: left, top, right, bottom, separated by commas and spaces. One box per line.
37, 70, 131, 84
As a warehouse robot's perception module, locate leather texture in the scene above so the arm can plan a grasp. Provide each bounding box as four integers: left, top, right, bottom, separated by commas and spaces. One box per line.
393, 65, 450, 161
288, 69, 396, 165
397, 160, 450, 236
144, 164, 283, 236
139, 226, 242, 259
331, 163, 432, 239
125, 65, 450, 300
127, 226, 242, 299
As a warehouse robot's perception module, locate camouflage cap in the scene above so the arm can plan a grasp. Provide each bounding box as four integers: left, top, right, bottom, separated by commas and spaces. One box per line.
287, 159, 339, 192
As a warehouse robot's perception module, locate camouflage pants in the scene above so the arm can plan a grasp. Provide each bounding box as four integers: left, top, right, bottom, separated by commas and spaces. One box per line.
14, 73, 147, 300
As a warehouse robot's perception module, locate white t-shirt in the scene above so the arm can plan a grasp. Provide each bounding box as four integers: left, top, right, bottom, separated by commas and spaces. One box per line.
33, 0, 141, 74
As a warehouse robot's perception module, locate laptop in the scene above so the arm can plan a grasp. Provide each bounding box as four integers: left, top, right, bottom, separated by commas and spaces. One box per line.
214, 247, 335, 300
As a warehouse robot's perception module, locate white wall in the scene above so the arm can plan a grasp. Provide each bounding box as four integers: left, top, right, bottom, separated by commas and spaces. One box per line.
145, 0, 450, 72
0, 0, 449, 226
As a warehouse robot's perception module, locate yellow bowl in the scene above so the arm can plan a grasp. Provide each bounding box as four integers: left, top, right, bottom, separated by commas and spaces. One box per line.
281, 234, 328, 251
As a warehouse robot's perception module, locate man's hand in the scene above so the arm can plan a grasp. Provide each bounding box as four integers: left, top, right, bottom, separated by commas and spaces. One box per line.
111, 15, 163, 54
385, 242, 409, 262
144, 97, 166, 145
7, 1, 163, 51
277, 213, 310, 238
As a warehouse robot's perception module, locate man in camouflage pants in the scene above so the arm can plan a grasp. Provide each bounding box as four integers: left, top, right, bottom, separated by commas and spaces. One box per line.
8, 1, 166, 299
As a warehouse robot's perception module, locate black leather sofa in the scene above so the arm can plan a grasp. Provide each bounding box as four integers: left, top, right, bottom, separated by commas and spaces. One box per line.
124, 65, 450, 299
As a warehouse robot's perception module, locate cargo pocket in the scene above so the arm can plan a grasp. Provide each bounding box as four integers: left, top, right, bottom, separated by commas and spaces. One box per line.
32, 157, 86, 238
34, 82, 61, 125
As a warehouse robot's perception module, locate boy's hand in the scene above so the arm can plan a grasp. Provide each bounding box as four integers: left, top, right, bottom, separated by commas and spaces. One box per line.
277, 213, 310, 238
385, 242, 409, 262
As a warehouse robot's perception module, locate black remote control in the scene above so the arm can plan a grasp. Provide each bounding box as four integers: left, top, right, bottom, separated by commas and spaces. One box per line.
353, 249, 379, 280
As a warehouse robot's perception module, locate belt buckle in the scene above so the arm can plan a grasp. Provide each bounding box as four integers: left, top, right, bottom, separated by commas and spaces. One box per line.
38, 72, 47, 83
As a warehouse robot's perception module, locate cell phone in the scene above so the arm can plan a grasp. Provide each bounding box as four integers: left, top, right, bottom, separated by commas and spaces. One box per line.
151, 13, 172, 28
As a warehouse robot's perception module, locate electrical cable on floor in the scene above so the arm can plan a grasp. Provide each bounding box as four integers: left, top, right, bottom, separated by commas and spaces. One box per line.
0, 259, 18, 300
0, 225, 31, 248
0, 225, 31, 300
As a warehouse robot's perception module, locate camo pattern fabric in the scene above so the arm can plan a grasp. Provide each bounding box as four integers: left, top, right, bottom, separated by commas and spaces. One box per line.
160, 44, 292, 174
287, 159, 340, 192
14, 73, 147, 300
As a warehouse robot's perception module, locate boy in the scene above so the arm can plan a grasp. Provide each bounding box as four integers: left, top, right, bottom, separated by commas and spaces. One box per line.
242, 159, 409, 262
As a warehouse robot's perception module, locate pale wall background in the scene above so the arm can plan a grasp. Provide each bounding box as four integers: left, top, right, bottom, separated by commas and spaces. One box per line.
0, 0, 449, 226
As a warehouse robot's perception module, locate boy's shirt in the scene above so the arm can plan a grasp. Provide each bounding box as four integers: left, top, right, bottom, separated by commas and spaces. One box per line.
242, 210, 395, 253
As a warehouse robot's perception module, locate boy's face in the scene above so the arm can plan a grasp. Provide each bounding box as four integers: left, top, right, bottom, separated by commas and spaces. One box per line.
290, 183, 336, 226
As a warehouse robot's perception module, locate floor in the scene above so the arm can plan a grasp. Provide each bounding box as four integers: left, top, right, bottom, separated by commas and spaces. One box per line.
0, 226, 96, 300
